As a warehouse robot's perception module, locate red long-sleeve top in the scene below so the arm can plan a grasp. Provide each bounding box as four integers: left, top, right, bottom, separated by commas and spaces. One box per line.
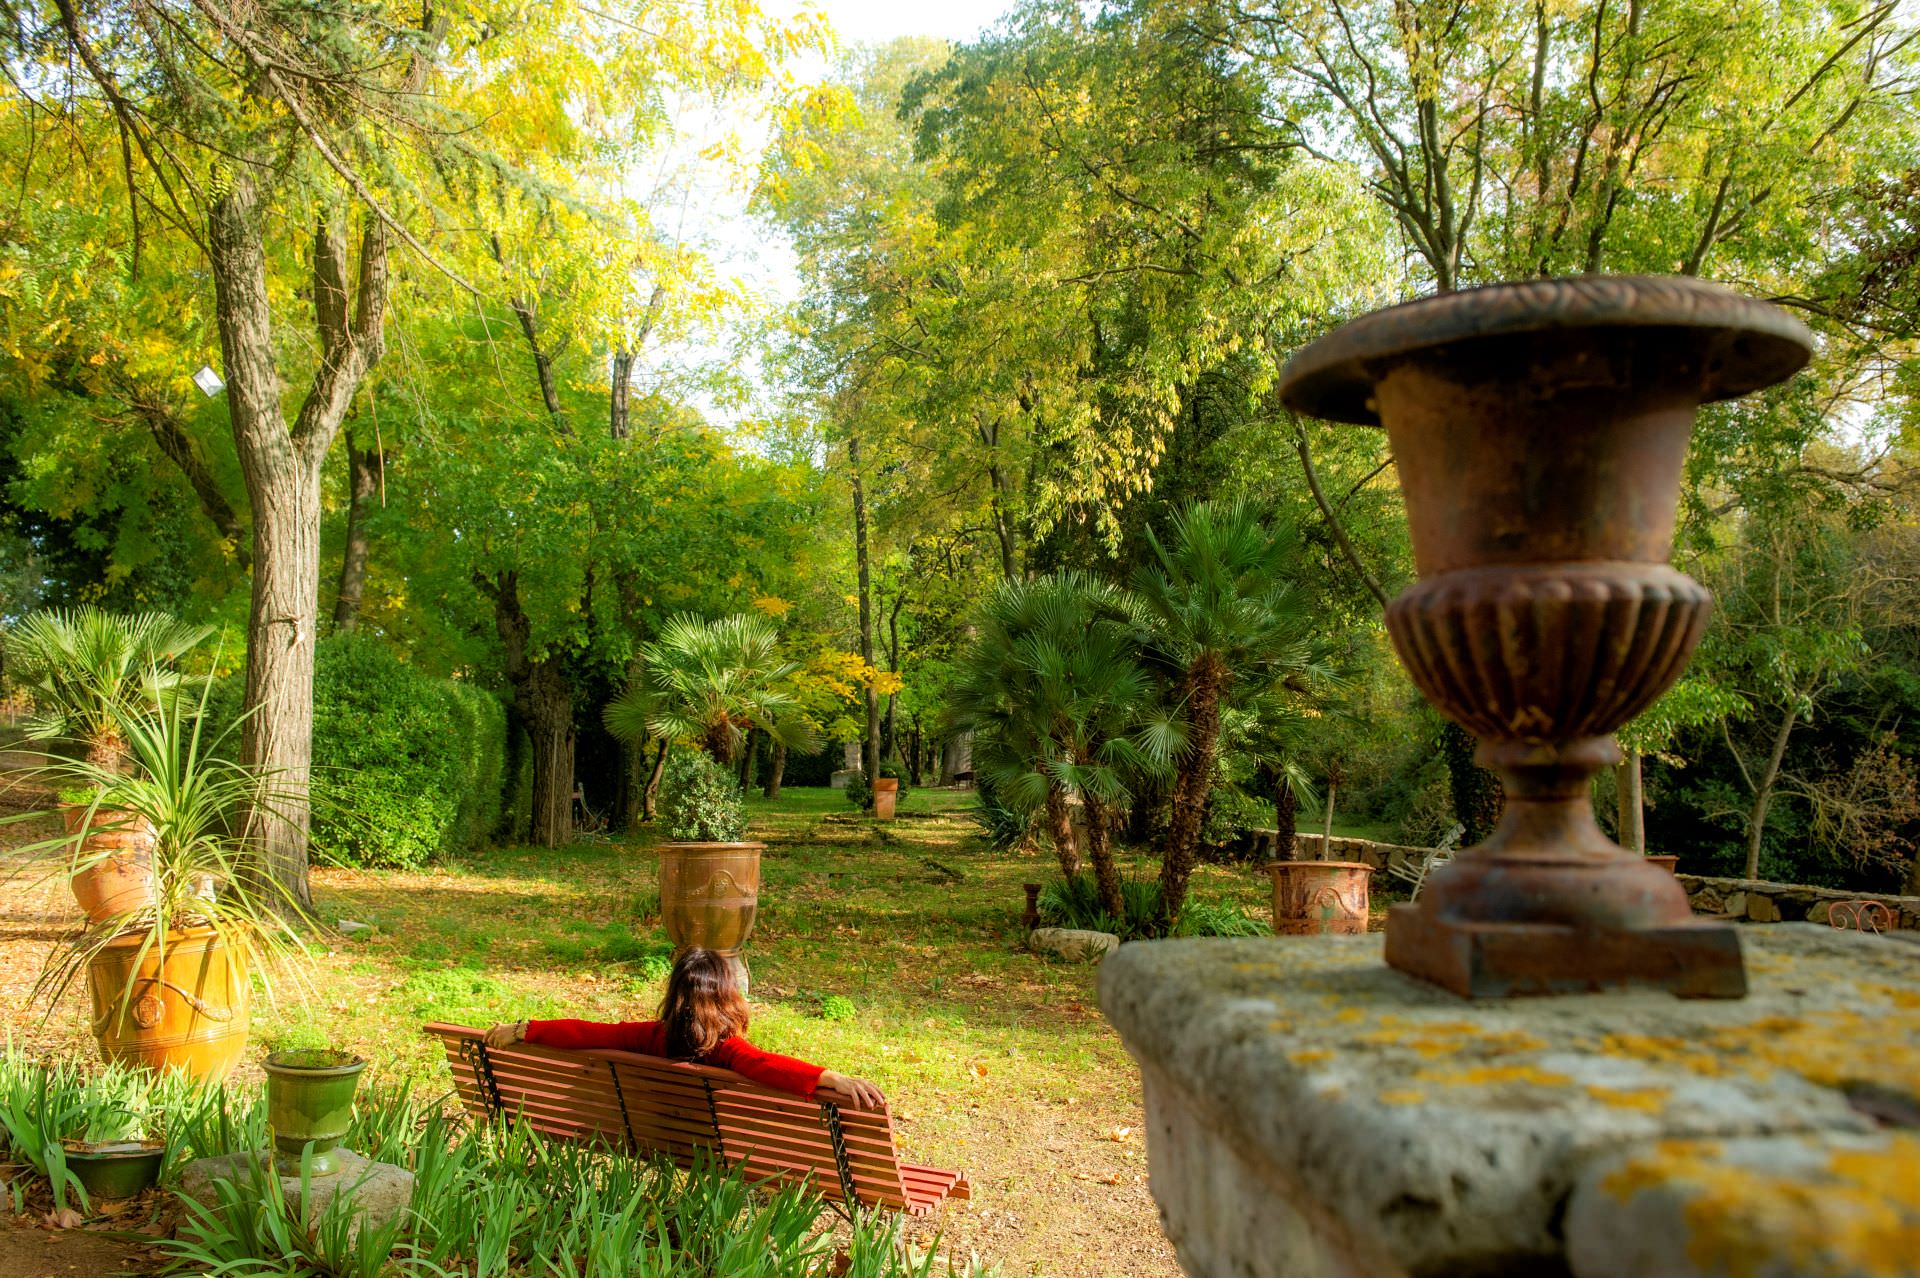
523, 1019, 825, 1099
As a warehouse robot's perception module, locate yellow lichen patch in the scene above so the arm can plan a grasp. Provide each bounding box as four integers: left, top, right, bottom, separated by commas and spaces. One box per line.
1601, 1135, 1920, 1278
1290, 1049, 1334, 1065
1412, 1064, 1573, 1088
1378, 1088, 1427, 1105
1583, 1084, 1671, 1112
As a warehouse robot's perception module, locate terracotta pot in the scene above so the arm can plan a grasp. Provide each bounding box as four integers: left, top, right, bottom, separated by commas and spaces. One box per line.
88, 927, 249, 1080
1645, 855, 1680, 874
872, 778, 899, 820
62, 805, 155, 923
658, 842, 762, 954
1268, 861, 1374, 936
264, 1049, 367, 1176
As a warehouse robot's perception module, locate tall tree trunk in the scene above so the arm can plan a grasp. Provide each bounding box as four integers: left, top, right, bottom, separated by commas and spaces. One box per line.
1160, 653, 1224, 928
1042, 784, 1081, 879
331, 435, 378, 632
211, 175, 389, 911
1444, 722, 1505, 845
850, 436, 880, 802
1083, 792, 1123, 917
1744, 706, 1798, 880
609, 349, 633, 439
764, 741, 786, 800
643, 739, 667, 822
1274, 772, 1298, 862
487, 571, 574, 848
907, 720, 923, 787
1614, 750, 1646, 855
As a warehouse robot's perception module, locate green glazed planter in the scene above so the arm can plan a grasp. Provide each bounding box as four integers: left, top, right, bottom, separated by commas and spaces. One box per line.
63, 1139, 166, 1201
263, 1048, 367, 1176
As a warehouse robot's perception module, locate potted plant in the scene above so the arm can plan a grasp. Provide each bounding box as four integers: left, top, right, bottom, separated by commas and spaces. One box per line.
654, 749, 761, 955
263, 1048, 368, 1176
3, 608, 210, 919
61, 1097, 166, 1203
872, 767, 902, 820
1268, 759, 1373, 936
22, 688, 310, 1080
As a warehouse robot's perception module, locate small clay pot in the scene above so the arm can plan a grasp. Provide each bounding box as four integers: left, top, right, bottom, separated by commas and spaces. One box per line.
1645, 855, 1680, 874
872, 778, 899, 820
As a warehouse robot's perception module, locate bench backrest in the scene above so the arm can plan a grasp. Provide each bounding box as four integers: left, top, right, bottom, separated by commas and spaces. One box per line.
425, 1022, 914, 1210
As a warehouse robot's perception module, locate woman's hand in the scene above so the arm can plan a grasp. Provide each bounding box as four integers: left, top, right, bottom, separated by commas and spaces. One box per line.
484, 1021, 527, 1048
816, 1070, 885, 1111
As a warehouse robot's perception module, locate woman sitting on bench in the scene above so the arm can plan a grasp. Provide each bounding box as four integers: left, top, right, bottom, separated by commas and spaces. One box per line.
485, 946, 885, 1110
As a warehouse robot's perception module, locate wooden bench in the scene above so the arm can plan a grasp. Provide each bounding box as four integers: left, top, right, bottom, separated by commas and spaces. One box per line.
425, 1022, 970, 1216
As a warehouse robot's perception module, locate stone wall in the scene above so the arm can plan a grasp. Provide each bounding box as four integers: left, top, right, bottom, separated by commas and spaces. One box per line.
1288, 832, 1428, 874
1676, 873, 1920, 932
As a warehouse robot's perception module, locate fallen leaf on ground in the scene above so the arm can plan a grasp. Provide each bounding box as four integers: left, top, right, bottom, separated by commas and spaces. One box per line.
43, 1207, 82, 1229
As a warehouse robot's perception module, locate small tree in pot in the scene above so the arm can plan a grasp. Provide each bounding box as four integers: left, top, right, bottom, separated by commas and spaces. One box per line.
654, 750, 761, 955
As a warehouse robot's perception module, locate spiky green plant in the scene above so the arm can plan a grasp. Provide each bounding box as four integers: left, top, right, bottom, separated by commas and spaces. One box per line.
604, 614, 822, 765
1130, 502, 1339, 928
1, 607, 212, 772
950, 573, 1161, 916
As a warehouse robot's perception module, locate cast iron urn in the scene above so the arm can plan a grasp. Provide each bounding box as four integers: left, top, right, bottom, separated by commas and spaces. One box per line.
1280, 275, 1812, 998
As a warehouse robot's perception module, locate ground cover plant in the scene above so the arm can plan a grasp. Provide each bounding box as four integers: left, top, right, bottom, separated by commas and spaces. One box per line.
0, 1049, 991, 1277
2, 789, 1254, 1275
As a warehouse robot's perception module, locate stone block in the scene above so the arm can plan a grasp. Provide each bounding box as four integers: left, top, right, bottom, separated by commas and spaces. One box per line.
1747, 892, 1781, 923
1029, 927, 1119, 963
178, 1148, 413, 1245
828, 770, 857, 790
1807, 900, 1832, 925
1099, 926, 1920, 1276
1725, 890, 1747, 917
1566, 1131, 1920, 1278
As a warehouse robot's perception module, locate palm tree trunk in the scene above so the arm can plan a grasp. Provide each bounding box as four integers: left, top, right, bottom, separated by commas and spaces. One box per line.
1043, 784, 1081, 878
1161, 654, 1224, 928
643, 740, 667, 822
1084, 793, 1123, 917
764, 741, 786, 799
1273, 772, 1297, 862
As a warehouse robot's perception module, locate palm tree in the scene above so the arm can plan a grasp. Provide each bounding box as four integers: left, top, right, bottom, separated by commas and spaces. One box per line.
603, 614, 820, 773
1131, 501, 1335, 928
951, 573, 1160, 912
2, 608, 213, 773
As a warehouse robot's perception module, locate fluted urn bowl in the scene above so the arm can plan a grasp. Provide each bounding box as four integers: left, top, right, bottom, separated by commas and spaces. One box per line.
1280, 276, 1812, 997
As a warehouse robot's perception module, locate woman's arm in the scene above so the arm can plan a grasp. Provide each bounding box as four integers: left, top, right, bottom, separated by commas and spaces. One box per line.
483, 1019, 661, 1053
714, 1039, 886, 1110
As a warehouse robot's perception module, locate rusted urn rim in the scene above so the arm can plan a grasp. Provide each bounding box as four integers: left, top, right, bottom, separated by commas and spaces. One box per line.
1279, 275, 1814, 426
1265, 860, 1375, 874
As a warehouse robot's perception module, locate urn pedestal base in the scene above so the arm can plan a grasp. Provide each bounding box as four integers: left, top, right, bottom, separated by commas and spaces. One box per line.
1383, 905, 1747, 999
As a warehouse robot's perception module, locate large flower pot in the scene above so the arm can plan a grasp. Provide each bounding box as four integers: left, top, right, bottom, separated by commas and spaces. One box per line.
872, 778, 899, 820
1281, 275, 1811, 997
264, 1049, 368, 1176
1268, 861, 1373, 936
88, 927, 249, 1079
62, 804, 155, 923
658, 842, 762, 954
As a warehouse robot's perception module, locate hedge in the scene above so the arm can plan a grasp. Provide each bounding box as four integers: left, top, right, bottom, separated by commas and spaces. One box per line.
307, 634, 508, 869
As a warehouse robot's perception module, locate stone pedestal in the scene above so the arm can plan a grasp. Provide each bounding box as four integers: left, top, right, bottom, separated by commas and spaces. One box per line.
1099, 926, 1920, 1277
179, 1148, 413, 1243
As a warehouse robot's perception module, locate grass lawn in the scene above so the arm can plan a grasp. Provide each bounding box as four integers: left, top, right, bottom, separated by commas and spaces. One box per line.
1, 786, 1296, 1276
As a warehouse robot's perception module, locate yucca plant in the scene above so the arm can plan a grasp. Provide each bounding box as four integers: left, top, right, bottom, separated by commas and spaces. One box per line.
1, 607, 211, 773
11, 679, 312, 1073
605, 614, 822, 766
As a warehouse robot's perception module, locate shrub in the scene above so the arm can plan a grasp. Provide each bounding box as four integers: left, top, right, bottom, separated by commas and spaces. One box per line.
843, 768, 871, 809
1038, 873, 1262, 941
819, 995, 857, 1021
230, 635, 508, 870
970, 773, 1034, 849
660, 750, 747, 842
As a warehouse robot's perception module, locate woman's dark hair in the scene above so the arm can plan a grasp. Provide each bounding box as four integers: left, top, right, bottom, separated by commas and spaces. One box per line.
659, 947, 750, 1059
